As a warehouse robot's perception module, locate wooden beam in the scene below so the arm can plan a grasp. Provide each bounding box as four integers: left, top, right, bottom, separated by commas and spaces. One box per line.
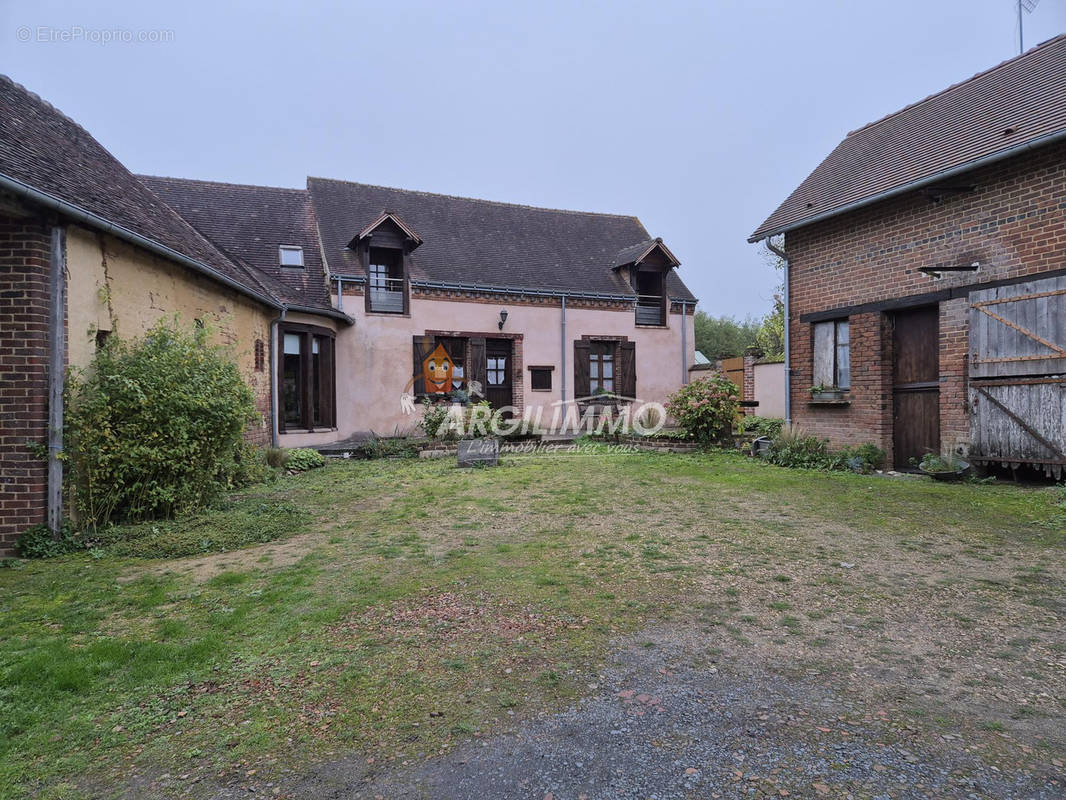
47, 226, 66, 538
799, 265, 1066, 323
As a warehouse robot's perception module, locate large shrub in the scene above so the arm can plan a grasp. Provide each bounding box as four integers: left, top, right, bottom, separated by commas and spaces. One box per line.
65, 320, 258, 525
665, 374, 740, 444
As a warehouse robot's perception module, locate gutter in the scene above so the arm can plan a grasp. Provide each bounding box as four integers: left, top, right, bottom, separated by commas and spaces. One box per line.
269, 308, 287, 448
764, 237, 791, 426
284, 303, 354, 324
560, 296, 567, 405
331, 273, 696, 305
0, 171, 284, 311
747, 128, 1066, 242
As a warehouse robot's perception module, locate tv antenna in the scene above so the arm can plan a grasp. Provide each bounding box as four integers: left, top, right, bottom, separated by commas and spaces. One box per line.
1018, 0, 1041, 54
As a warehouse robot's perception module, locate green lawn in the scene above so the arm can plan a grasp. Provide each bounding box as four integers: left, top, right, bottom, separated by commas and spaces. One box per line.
1, 450, 1064, 798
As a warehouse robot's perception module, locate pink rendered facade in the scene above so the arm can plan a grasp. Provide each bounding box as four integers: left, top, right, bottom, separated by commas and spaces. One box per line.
279, 290, 697, 447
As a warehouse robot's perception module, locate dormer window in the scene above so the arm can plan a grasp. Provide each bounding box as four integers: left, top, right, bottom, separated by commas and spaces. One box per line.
351, 211, 423, 316
368, 247, 405, 313
279, 245, 304, 267
634, 269, 666, 326
612, 238, 679, 328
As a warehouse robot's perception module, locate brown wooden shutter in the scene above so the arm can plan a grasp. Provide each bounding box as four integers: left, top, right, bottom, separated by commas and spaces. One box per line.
618, 340, 636, 399
319, 335, 336, 427
412, 335, 434, 395
468, 337, 487, 399
573, 340, 591, 399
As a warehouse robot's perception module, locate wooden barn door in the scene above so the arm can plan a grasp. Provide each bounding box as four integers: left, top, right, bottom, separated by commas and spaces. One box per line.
968, 276, 1066, 478
892, 306, 940, 469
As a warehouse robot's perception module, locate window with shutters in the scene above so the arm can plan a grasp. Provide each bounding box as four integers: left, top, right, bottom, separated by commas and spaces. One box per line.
412, 335, 477, 400
575, 339, 636, 400
589, 342, 615, 394
280, 324, 336, 431
813, 319, 850, 389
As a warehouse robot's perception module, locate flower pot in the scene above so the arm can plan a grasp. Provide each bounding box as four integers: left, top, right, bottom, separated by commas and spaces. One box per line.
810, 390, 845, 401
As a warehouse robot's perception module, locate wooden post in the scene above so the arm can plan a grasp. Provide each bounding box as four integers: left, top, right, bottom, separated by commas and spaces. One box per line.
48, 226, 66, 538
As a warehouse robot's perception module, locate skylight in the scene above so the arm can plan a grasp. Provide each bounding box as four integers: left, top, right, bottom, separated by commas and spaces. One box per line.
279, 245, 304, 267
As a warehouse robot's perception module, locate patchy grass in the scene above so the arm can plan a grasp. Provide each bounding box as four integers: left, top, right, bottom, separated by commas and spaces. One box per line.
0, 451, 1064, 798
90, 495, 311, 559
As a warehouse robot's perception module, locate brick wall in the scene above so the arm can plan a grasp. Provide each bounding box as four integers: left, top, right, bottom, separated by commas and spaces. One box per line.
0, 215, 52, 553
785, 140, 1066, 466
741, 354, 757, 415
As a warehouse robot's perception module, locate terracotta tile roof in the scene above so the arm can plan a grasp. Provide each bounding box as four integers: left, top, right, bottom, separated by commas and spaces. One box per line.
749, 35, 1066, 242
307, 177, 696, 301
0, 74, 278, 306
138, 176, 332, 310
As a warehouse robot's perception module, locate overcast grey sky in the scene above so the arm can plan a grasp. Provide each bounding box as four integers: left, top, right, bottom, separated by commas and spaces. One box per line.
4, 1, 1065, 318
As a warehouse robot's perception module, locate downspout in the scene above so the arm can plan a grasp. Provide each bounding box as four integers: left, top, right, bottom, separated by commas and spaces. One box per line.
560, 296, 567, 405
680, 301, 688, 385
47, 226, 66, 538
764, 238, 791, 425
269, 308, 287, 447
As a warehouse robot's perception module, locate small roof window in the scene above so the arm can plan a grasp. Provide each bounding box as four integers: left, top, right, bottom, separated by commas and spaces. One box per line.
279, 245, 304, 267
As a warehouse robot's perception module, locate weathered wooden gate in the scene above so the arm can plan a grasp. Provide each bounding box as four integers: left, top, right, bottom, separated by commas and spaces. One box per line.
968, 275, 1066, 478
720, 356, 744, 391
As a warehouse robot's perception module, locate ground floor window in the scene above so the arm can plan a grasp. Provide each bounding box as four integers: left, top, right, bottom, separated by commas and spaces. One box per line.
574, 338, 636, 399
589, 341, 615, 394
528, 366, 553, 391
281, 324, 335, 430
813, 318, 850, 389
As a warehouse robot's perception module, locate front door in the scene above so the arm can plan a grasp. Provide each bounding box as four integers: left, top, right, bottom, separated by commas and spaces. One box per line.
892, 306, 940, 469
485, 339, 513, 411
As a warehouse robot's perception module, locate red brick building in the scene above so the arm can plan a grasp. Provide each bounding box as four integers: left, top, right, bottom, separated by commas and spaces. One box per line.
750, 36, 1066, 473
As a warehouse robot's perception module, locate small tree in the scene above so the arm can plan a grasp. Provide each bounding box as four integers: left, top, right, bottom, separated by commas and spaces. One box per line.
665, 374, 740, 444
66, 320, 258, 525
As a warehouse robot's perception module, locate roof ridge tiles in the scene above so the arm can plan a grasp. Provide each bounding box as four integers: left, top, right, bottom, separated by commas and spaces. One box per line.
847, 33, 1066, 137
306, 176, 641, 221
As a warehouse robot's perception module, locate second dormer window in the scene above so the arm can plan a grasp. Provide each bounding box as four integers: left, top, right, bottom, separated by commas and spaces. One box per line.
279, 245, 304, 267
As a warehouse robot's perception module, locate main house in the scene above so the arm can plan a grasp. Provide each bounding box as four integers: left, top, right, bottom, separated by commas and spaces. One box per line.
0, 75, 696, 552
749, 35, 1066, 475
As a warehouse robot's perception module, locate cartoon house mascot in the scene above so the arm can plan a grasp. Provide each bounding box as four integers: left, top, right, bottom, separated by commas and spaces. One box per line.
399, 340, 482, 413
422, 343, 454, 394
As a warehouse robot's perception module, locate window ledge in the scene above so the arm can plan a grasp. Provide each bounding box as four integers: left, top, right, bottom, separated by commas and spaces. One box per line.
634, 324, 668, 329
280, 427, 338, 434
807, 399, 851, 407
529, 388, 553, 392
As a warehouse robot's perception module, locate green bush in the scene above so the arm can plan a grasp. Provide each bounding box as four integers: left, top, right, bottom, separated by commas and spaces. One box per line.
285, 448, 325, 471
353, 435, 419, 459
419, 398, 453, 439
765, 429, 833, 469
763, 425, 885, 473
264, 446, 289, 469
840, 443, 886, 473
65, 320, 258, 526
15, 523, 86, 559
665, 374, 740, 444
736, 415, 785, 439
232, 442, 278, 487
